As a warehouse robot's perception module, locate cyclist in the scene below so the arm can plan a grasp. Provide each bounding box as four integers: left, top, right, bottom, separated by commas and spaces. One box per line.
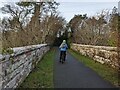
59, 40, 68, 63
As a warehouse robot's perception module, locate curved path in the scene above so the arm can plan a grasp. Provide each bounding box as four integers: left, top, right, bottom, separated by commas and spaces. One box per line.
53, 48, 115, 88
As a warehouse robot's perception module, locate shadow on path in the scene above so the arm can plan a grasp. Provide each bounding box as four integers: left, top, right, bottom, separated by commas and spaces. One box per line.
54, 48, 115, 88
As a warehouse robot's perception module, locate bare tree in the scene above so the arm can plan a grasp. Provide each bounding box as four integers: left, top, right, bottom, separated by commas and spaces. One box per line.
68, 9, 117, 46
0, 1, 64, 49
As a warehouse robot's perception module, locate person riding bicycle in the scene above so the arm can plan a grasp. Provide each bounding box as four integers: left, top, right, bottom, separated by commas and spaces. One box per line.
59, 40, 68, 63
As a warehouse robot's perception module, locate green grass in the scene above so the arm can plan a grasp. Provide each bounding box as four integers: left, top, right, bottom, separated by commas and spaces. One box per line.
69, 49, 119, 87
19, 48, 55, 88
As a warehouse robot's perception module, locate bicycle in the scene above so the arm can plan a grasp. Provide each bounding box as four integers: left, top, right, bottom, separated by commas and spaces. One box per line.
59, 51, 66, 64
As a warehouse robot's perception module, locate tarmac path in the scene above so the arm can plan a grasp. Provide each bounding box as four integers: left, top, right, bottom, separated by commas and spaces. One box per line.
54, 48, 115, 88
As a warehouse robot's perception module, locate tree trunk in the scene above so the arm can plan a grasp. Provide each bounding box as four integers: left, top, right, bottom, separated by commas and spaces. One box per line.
117, 16, 120, 89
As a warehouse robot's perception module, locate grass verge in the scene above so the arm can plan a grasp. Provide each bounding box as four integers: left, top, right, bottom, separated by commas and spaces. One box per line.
19, 48, 55, 88
69, 49, 119, 87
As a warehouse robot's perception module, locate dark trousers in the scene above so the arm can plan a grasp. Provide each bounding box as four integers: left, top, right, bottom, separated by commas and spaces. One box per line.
60, 51, 66, 61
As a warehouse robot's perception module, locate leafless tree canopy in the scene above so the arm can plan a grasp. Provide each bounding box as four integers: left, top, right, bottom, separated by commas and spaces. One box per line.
0, 3, 118, 50
68, 9, 118, 47
1, 2, 66, 49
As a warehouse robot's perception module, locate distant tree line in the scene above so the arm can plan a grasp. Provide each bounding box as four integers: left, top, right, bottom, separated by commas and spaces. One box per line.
68, 7, 118, 47
0, 2, 119, 51
0, 1, 66, 49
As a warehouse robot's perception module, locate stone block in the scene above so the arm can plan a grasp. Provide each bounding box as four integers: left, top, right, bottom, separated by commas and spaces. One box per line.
72, 44, 119, 69
0, 44, 49, 89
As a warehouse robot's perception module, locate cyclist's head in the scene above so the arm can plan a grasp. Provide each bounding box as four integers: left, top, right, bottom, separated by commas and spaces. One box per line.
63, 40, 66, 43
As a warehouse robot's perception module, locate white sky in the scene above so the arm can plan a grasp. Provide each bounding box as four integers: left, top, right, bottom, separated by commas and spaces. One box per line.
0, 0, 119, 2
0, 0, 119, 22
58, 2, 118, 22
56, 0, 119, 2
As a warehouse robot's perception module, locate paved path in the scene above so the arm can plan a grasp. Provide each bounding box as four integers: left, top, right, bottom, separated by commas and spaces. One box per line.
53, 48, 115, 88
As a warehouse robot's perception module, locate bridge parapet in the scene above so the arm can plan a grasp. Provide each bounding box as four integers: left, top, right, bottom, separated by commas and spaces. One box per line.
0, 44, 49, 89
71, 43, 118, 69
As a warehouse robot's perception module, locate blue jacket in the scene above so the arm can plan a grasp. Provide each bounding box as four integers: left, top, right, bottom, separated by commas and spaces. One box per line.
59, 44, 68, 51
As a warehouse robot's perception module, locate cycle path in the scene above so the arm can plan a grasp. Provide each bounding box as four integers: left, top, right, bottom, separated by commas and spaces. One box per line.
54, 48, 115, 88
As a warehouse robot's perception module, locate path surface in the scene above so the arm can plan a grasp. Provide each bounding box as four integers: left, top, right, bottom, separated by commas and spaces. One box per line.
54, 48, 115, 88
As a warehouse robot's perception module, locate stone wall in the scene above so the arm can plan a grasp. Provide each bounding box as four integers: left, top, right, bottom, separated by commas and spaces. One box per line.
71, 43, 119, 69
0, 44, 49, 89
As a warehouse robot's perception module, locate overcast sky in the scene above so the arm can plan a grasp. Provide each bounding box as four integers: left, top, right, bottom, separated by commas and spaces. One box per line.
58, 2, 118, 22
0, 0, 119, 22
